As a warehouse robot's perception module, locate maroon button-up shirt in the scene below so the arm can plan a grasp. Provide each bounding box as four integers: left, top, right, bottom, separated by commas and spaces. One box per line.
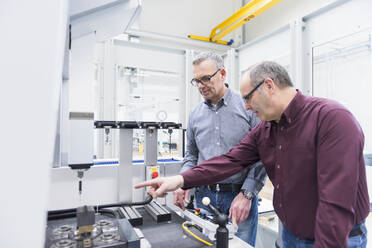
182, 91, 370, 248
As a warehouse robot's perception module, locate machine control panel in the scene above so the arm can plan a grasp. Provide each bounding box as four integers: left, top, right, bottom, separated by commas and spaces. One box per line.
146, 165, 160, 180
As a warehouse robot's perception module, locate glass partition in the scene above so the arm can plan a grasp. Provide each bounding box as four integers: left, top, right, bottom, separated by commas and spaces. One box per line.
313, 29, 372, 155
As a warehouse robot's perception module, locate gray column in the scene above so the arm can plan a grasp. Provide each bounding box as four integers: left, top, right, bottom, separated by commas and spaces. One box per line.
118, 129, 134, 202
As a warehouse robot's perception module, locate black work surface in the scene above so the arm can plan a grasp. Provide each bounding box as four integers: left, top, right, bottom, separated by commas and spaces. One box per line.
136, 206, 214, 248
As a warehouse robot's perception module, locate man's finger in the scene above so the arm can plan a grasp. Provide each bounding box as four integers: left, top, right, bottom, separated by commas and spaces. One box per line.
134, 180, 156, 189
230, 208, 238, 228
155, 183, 169, 198
173, 192, 179, 206
179, 198, 185, 210
237, 209, 249, 224
173, 191, 184, 209
232, 215, 238, 229
148, 187, 158, 199
157, 192, 168, 198
184, 190, 190, 204
177, 191, 186, 210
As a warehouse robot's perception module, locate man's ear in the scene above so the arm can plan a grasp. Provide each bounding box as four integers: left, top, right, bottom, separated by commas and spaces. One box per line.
220, 68, 227, 81
264, 78, 276, 95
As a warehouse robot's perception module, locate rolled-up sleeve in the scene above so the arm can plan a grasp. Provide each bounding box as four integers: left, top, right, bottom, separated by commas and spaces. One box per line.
241, 161, 266, 195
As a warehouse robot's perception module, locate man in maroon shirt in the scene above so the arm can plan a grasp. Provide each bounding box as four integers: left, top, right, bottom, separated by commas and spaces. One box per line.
135, 61, 369, 248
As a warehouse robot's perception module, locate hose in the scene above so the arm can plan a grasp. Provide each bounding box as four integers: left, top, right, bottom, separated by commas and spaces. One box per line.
97, 208, 119, 218
48, 194, 153, 220
181, 221, 213, 246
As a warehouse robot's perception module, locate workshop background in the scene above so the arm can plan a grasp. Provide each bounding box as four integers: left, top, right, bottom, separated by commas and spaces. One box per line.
1, 0, 371, 247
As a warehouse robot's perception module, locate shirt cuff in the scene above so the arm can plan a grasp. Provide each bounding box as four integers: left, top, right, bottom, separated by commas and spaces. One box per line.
180, 170, 195, 190
241, 178, 263, 195
179, 166, 189, 174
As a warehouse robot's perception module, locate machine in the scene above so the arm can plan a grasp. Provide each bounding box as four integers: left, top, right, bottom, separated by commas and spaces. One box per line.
46, 193, 154, 248
47, 115, 253, 248
46, 209, 142, 248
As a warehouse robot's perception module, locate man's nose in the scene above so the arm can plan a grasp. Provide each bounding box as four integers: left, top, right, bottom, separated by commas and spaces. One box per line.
244, 101, 252, 111
197, 82, 205, 89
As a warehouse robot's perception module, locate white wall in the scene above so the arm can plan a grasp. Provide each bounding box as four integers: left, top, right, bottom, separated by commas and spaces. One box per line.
243, 0, 340, 42
115, 44, 185, 73
48, 166, 118, 210
367, 166, 372, 203
69, 33, 96, 112
304, 0, 372, 46
0, 1, 69, 247
238, 27, 291, 73
139, 0, 244, 46
305, 0, 372, 154
70, 0, 119, 16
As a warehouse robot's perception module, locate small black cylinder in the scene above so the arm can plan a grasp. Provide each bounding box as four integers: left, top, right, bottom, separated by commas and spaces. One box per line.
216, 225, 229, 248
79, 180, 82, 193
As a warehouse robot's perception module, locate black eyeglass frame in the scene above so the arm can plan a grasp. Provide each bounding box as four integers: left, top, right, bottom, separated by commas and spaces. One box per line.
190, 69, 220, 87
242, 79, 265, 103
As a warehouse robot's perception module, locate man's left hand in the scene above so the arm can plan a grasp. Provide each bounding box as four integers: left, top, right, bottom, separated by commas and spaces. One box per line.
229, 192, 251, 228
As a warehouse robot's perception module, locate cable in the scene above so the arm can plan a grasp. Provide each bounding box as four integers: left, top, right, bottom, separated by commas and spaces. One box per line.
181, 221, 213, 246
97, 208, 119, 218
48, 195, 153, 220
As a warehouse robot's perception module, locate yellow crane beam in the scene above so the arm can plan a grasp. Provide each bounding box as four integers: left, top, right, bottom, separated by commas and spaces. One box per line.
189, 0, 283, 46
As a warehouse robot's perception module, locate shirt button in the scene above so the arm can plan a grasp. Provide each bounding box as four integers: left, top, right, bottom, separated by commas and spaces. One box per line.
216, 112, 218, 114
216, 142, 220, 146
277, 184, 280, 189
277, 164, 280, 169
216, 127, 219, 130
288, 118, 292, 123
280, 126, 284, 131
278, 145, 282, 150
279, 203, 282, 208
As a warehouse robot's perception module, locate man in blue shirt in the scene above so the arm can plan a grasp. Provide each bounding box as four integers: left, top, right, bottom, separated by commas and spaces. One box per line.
173, 52, 266, 246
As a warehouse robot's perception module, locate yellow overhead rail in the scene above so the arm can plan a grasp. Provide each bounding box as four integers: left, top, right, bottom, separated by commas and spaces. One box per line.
189, 0, 283, 46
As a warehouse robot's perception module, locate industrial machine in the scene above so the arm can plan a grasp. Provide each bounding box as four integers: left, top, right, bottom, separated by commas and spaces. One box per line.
45, 199, 152, 248
45, 120, 179, 248
46, 215, 138, 248
178, 197, 252, 248
182, 198, 235, 243
47, 115, 252, 248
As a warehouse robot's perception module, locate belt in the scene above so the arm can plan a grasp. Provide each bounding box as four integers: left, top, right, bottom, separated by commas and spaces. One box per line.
306, 224, 364, 242
349, 225, 363, 237
205, 183, 242, 192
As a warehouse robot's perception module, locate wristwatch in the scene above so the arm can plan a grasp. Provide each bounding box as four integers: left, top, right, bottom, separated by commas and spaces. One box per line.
241, 189, 255, 200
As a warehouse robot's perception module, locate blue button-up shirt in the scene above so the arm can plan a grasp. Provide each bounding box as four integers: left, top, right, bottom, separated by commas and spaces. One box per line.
181, 87, 265, 193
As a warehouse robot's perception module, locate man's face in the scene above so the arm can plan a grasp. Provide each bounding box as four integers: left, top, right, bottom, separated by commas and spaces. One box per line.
192, 59, 225, 102
240, 74, 273, 121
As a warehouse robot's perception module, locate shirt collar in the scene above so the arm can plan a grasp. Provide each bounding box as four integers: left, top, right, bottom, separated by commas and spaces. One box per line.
281, 90, 306, 125
264, 89, 305, 129
204, 83, 231, 107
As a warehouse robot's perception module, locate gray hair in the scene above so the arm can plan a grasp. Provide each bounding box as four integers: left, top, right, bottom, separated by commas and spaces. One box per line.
192, 52, 224, 69
245, 61, 293, 88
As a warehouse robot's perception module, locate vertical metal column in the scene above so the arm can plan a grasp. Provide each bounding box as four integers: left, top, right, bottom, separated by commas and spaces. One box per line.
118, 128, 134, 202
144, 128, 158, 166
144, 128, 162, 204
290, 18, 306, 91
102, 39, 116, 158
226, 48, 239, 92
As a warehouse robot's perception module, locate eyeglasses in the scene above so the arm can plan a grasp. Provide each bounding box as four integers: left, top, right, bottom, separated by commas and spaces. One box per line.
190, 69, 220, 87
242, 79, 265, 104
